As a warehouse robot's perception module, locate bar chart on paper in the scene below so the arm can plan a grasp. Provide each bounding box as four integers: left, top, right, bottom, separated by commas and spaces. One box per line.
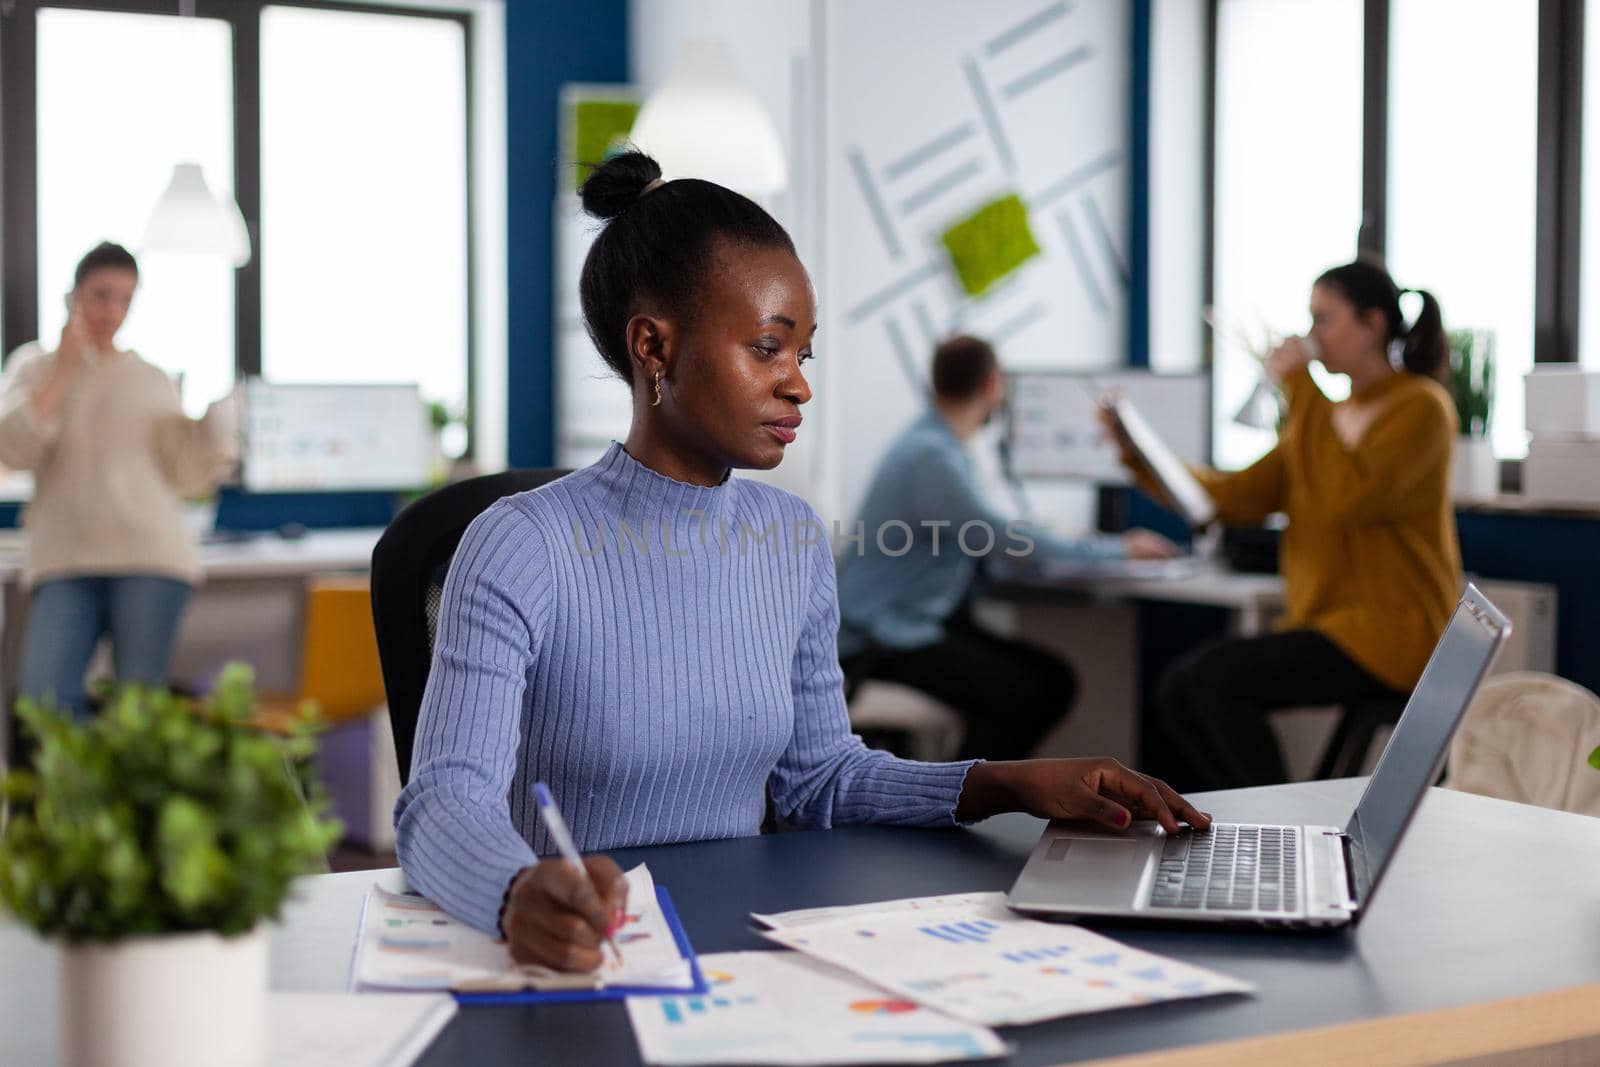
626, 951, 1006, 1065
1000, 944, 1073, 963
917, 920, 1001, 945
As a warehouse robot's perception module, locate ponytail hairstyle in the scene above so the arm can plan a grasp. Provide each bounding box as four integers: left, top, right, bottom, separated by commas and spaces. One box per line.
1314, 259, 1447, 380
576, 150, 796, 389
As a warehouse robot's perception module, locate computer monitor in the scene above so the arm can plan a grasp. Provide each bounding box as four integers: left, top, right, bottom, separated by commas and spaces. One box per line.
241, 381, 433, 492
1005, 370, 1210, 483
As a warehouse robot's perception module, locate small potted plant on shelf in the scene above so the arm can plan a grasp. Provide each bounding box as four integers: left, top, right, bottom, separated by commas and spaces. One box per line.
1447, 328, 1498, 500
0, 664, 342, 1067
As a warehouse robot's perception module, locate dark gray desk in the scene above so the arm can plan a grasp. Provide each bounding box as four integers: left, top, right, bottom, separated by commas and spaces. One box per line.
3, 779, 1597, 1065
413, 779, 1600, 1066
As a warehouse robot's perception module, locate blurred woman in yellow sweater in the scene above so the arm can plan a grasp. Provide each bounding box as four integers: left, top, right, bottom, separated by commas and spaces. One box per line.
1140, 260, 1461, 788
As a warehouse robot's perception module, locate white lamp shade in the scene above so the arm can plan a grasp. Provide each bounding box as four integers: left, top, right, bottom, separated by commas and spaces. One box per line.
143, 162, 252, 267
630, 40, 787, 197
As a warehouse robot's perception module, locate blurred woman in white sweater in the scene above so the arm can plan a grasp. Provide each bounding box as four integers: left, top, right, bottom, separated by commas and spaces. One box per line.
0, 242, 238, 718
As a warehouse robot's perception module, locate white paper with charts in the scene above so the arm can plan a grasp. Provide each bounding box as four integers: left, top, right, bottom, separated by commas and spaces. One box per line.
353, 863, 694, 992
750, 892, 999, 931
626, 950, 1008, 1065
759, 894, 1253, 1026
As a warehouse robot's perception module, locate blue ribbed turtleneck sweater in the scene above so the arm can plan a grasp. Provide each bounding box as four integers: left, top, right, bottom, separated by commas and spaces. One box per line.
394, 443, 978, 934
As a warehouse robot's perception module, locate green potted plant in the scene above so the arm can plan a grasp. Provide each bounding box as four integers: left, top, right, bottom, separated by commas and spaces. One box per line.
0, 664, 342, 1067
1447, 328, 1497, 499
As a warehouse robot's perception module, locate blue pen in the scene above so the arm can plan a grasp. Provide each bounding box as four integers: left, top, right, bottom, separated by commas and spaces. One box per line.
533, 782, 624, 965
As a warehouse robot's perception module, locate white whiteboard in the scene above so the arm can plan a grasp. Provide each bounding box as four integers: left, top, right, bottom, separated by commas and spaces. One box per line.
242, 381, 432, 491
1007, 370, 1209, 482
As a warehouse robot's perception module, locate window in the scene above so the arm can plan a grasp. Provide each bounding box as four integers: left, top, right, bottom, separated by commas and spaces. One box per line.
1211, 0, 1364, 470
35, 8, 235, 416
7, 0, 480, 455
1148, 0, 1208, 375
260, 6, 469, 419
1386, 0, 1537, 459
1582, 0, 1600, 368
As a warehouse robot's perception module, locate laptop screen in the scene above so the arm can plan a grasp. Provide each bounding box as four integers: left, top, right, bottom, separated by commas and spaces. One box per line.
1344, 585, 1510, 908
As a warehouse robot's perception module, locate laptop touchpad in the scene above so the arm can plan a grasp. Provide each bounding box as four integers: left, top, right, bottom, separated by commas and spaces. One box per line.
1049, 836, 1145, 907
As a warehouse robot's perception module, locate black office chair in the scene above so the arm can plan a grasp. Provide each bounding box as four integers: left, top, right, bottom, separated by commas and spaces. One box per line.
1312, 691, 1410, 779
370, 468, 568, 786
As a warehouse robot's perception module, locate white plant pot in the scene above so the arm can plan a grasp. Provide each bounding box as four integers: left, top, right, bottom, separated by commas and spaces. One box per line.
58, 927, 267, 1067
1452, 437, 1499, 500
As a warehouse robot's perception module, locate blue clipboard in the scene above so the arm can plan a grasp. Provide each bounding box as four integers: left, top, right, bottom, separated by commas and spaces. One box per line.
455, 885, 707, 1005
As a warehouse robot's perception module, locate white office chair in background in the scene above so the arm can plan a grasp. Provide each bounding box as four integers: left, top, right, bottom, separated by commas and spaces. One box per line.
1444, 671, 1600, 818
846, 679, 965, 763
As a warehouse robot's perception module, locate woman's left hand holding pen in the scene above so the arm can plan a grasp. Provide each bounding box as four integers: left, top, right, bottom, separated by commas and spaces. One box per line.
499, 855, 628, 972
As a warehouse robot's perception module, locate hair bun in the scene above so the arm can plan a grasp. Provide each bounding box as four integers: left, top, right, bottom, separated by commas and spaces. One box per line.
579, 150, 664, 221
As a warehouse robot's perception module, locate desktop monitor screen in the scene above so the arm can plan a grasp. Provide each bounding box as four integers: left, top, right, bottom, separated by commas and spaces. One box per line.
1005, 371, 1210, 483
241, 381, 433, 492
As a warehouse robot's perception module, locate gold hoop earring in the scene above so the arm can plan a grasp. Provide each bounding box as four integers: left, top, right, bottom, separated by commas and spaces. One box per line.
651, 372, 663, 407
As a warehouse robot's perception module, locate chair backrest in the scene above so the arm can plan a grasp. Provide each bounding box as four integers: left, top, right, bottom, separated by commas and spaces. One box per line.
1444, 670, 1600, 816
370, 468, 568, 785
297, 576, 387, 725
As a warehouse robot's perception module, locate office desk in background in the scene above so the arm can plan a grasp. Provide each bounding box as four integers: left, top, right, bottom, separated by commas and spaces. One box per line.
2, 779, 1596, 1065
0, 528, 384, 766
989, 554, 1556, 652
985, 558, 1289, 635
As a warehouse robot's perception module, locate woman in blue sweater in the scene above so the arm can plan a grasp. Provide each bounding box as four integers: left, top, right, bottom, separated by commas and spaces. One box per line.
394, 151, 1210, 971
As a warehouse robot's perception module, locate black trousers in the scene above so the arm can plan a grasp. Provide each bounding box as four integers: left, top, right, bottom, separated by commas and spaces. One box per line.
841, 611, 1077, 761
1157, 628, 1404, 790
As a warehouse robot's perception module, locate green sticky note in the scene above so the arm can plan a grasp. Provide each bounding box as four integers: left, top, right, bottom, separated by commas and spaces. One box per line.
940, 193, 1041, 297
573, 99, 641, 190
1588, 745, 1600, 770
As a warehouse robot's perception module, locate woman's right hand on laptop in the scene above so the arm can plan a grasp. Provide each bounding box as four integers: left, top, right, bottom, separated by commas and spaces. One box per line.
956, 757, 1213, 834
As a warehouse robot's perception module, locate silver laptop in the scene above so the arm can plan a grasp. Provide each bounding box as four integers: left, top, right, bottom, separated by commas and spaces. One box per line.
1008, 584, 1510, 929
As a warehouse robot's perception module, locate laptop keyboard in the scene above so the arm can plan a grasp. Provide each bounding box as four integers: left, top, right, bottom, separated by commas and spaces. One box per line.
1148, 824, 1299, 912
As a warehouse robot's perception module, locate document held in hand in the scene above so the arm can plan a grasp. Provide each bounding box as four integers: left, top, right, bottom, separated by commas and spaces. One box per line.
1103, 395, 1218, 529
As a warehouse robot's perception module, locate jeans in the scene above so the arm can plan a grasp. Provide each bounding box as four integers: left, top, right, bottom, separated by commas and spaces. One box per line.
19, 575, 193, 720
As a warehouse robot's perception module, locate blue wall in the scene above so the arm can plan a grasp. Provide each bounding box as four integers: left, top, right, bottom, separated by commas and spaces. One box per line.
1457, 512, 1600, 696
504, 0, 630, 468
212, 488, 402, 533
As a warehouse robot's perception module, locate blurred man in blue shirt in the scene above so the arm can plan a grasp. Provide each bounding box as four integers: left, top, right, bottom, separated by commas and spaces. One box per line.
837, 336, 1176, 760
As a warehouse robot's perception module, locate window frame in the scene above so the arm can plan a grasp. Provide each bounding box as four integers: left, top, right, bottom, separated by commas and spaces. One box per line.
0, 0, 479, 457
1201, 0, 1585, 398
1537, 0, 1584, 365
